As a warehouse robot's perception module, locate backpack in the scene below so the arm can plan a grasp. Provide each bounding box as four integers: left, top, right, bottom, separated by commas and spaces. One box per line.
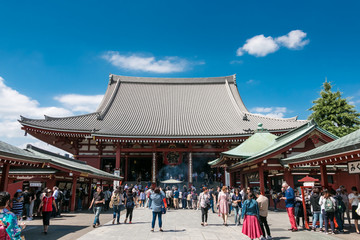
58, 191, 64, 201
65, 190, 71, 199
336, 197, 346, 213
325, 198, 335, 212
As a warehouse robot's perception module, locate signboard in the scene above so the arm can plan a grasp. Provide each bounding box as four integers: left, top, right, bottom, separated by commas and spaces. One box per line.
113, 170, 120, 189
348, 160, 360, 174
303, 182, 315, 187
225, 170, 230, 187
29, 182, 42, 187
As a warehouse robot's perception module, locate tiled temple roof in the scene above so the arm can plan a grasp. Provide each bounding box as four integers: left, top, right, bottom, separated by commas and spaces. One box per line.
20, 74, 308, 138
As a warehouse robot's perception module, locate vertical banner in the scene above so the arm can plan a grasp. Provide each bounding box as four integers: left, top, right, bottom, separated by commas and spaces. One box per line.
152, 153, 156, 183
113, 170, 120, 189
225, 170, 230, 187
188, 152, 193, 183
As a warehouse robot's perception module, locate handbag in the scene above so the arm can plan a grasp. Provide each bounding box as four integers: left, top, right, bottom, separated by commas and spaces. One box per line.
161, 201, 166, 214
232, 202, 238, 207
356, 203, 360, 216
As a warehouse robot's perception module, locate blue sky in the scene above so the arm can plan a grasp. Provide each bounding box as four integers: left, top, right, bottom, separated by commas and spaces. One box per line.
1, 1, 360, 152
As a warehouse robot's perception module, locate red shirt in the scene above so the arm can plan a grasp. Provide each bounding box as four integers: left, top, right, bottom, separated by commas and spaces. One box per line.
42, 196, 54, 212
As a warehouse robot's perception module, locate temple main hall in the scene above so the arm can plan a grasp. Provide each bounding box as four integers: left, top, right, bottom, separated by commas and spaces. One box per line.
19, 74, 307, 185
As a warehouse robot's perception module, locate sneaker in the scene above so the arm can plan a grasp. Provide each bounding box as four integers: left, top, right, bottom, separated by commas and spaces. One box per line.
260, 237, 266, 240
92, 224, 96, 228
129, 221, 132, 224
204, 223, 208, 226
266, 236, 272, 240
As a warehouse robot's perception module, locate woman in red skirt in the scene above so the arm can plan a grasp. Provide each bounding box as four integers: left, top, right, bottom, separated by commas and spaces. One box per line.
241, 192, 262, 239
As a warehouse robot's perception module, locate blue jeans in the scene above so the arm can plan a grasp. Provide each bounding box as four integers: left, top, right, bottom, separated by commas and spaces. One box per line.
312, 211, 320, 228
152, 211, 162, 229
234, 207, 241, 224
319, 210, 324, 228
140, 199, 145, 207
113, 205, 120, 223
335, 211, 343, 231
182, 199, 187, 209
93, 206, 102, 225
210, 199, 215, 213
78, 198, 82, 210
24, 203, 30, 218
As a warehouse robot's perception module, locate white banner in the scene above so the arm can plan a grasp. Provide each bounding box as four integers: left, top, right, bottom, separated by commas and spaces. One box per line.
348, 161, 360, 174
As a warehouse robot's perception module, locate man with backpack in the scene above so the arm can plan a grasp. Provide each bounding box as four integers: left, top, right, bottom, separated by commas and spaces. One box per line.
334, 189, 345, 233
63, 187, 70, 213
23, 187, 32, 221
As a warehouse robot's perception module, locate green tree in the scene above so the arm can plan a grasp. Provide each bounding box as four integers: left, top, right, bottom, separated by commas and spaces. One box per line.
308, 81, 360, 137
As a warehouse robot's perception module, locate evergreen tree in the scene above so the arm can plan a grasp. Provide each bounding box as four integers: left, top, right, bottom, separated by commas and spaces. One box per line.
308, 81, 360, 137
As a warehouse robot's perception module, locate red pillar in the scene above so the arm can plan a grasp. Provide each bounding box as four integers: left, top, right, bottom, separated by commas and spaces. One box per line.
115, 144, 121, 169
0, 163, 10, 191
188, 152, 193, 187
124, 155, 128, 181
70, 176, 77, 212
284, 168, 294, 187
259, 165, 265, 195
320, 165, 328, 188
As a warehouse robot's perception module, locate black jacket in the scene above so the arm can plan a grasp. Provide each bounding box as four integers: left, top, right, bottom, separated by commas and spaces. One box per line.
310, 193, 321, 212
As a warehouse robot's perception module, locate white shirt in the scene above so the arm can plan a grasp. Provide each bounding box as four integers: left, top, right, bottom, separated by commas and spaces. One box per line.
348, 193, 360, 206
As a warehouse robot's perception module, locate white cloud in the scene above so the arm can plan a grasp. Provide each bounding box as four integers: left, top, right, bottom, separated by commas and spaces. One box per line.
237, 35, 279, 57
276, 30, 310, 49
102, 51, 203, 73
54, 94, 103, 112
236, 30, 309, 57
251, 107, 288, 118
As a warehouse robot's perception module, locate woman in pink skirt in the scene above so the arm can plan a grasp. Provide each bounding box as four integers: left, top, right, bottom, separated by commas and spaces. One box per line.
241, 192, 263, 239
217, 186, 230, 226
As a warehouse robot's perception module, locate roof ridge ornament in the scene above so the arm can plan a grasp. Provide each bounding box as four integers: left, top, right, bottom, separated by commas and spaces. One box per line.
233, 74, 237, 86
109, 74, 115, 85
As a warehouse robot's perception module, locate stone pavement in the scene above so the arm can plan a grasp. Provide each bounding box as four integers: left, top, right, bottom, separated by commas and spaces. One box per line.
78, 208, 348, 240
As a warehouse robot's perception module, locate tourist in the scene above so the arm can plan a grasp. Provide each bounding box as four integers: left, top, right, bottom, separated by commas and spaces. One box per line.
139, 189, 146, 208
208, 187, 215, 213
187, 190, 192, 209
217, 186, 230, 226
270, 189, 278, 211
165, 187, 172, 209
241, 192, 263, 239
150, 187, 165, 232
182, 189, 188, 209
294, 189, 305, 229
110, 187, 124, 224
280, 182, 298, 231
334, 189, 345, 233
339, 185, 351, 226
232, 188, 242, 226
52, 186, 60, 217
228, 187, 234, 216
255, 191, 271, 240
28, 189, 36, 219
11, 190, 24, 221
348, 186, 360, 234
319, 189, 336, 234
173, 188, 179, 209
77, 187, 84, 211
0, 192, 25, 239
22, 187, 32, 221
104, 188, 112, 211
38, 188, 57, 234
89, 186, 105, 228
310, 187, 321, 231
62, 187, 70, 213
214, 186, 220, 214
198, 187, 211, 226
124, 188, 135, 224
192, 191, 198, 210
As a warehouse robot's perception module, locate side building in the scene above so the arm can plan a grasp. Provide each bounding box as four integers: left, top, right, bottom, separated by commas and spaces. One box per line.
19, 74, 307, 186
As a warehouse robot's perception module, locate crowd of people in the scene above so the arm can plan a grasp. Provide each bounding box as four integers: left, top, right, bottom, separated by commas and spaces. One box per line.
0, 181, 359, 239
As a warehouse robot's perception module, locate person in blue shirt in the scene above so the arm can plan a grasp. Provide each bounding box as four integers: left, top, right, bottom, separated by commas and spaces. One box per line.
241, 192, 263, 239
173, 188, 179, 209
280, 182, 298, 231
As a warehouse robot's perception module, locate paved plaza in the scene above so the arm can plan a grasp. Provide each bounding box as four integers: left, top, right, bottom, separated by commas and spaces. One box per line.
77, 208, 351, 240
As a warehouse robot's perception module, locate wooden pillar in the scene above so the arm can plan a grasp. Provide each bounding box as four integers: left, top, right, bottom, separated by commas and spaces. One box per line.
259, 165, 265, 195
0, 163, 10, 191
124, 155, 128, 182
229, 172, 234, 187
115, 144, 121, 169
87, 178, 92, 208
188, 152, 193, 186
151, 152, 157, 185
320, 164, 328, 188
240, 171, 245, 189
70, 176, 77, 212
284, 168, 294, 187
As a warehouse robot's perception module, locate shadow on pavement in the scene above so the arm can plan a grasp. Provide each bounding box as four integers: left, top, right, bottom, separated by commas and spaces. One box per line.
22, 225, 87, 240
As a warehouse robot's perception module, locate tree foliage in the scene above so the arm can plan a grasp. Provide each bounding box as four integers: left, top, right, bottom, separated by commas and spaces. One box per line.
308, 81, 360, 137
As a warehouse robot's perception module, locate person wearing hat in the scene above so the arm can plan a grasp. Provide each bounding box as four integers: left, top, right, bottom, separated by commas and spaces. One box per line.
11, 190, 24, 221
